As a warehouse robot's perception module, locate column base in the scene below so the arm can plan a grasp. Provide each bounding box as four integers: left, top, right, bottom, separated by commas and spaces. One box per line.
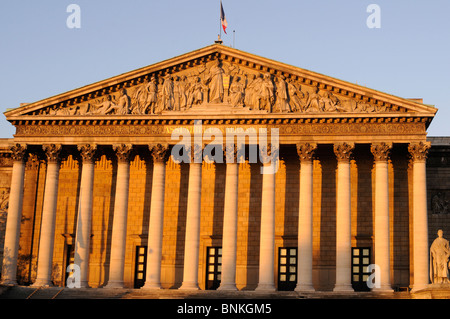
141, 282, 162, 290
217, 283, 238, 291
372, 285, 393, 293
255, 284, 276, 292
103, 281, 125, 289
333, 284, 354, 292
1, 279, 17, 286
410, 284, 429, 293
31, 280, 53, 288
179, 282, 200, 290
295, 284, 315, 293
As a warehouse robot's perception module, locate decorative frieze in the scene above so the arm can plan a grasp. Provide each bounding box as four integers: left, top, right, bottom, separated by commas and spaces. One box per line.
13, 121, 426, 138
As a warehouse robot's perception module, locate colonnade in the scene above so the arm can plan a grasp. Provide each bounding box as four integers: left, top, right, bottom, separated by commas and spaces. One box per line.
0, 141, 431, 292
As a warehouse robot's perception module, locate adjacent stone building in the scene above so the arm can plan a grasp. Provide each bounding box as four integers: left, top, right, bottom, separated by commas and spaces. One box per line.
0, 44, 446, 294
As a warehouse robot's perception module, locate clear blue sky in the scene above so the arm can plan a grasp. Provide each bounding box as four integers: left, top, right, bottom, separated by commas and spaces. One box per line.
0, 0, 449, 137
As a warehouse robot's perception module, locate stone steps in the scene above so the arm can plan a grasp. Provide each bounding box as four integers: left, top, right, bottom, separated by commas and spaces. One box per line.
0, 286, 414, 299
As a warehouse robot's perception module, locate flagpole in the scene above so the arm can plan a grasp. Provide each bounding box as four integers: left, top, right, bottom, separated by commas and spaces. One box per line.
219, 0, 222, 40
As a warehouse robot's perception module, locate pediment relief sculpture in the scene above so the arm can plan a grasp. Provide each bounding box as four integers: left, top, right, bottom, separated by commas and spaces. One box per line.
31, 58, 402, 117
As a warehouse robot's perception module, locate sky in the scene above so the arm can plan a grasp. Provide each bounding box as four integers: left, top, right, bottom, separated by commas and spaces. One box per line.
0, 0, 449, 138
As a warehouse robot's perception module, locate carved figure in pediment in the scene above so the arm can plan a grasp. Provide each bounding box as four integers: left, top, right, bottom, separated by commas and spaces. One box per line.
304, 87, 322, 112
132, 77, 158, 114
256, 73, 275, 111
229, 76, 245, 107
287, 80, 306, 112
430, 230, 450, 284
243, 74, 259, 110
206, 60, 225, 103
161, 74, 174, 112
179, 75, 189, 110
90, 95, 118, 115
173, 76, 182, 111
275, 75, 291, 113
320, 90, 341, 112
116, 88, 131, 115
187, 77, 207, 107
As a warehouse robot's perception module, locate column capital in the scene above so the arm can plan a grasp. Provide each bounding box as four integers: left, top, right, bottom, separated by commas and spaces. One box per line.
77, 144, 97, 164
223, 143, 244, 164
188, 143, 203, 164
113, 144, 133, 164
42, 144, 62, 164
10, 144, 27, 162
370, 142, 392, 162
333, 142, 354, 162
259, 143, 279, 164
408, 141, 431, 163
296, 143, 317, 162
149, 143, 170, 163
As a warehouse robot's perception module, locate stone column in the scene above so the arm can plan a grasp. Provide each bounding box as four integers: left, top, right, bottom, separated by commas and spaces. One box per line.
333, 142, 354, 292
256, 144, 277, 291
295, 143, 317, 292
180, 144, 203, 290
1, 144, 27, 285
408, 141, 431, 292
33, 144, 62, 287
218, 145, 240, 291
105, 144, 132, 289
142, 143, 169, 289
74, 144, 97, 288
370, 142, 393, 292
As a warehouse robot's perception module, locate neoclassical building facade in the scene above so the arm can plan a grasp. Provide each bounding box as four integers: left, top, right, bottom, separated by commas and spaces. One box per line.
0, 44, 442, 294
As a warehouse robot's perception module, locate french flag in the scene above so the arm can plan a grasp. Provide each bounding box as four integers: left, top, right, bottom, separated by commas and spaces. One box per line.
220, 1, 228, 34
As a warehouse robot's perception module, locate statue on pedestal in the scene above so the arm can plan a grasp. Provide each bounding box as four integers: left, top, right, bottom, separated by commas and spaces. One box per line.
430, 229, 450, 284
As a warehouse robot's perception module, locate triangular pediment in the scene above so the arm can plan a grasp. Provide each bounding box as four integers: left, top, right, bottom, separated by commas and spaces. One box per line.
4, 44, 437, 123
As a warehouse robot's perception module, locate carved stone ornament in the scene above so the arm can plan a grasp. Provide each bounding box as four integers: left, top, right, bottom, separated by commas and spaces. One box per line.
259, 143, 279, 164
430, 229, 450, 284
0, 188, 10, 213
333, 142, 355, 162
149, 143, 169, 163
370, 142, 392, 162
10, 144, 27, 162
296, 143, 317, 162
408, 141, 431, 162
42, 144, 62, 163
223, 143, 245, 164
113, 144, 133, 163
32, 56, 404, 117
77, 144, 97, 163
431, 192, 449, 215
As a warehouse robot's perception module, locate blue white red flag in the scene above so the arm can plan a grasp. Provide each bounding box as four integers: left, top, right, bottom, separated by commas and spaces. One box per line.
220, 1, 228, 34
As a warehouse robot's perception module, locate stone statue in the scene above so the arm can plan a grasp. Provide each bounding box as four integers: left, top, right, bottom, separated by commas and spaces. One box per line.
229, 76, 245, 107
161, 74, 174, 111
275, 75, 291, 113
207, 60, 225, 103
304, 87, 322, 113
256, 73, 274, 111
432, 192, 449, 214
90, 95, 118, 115
116, 89, 131, 115
244, 74, 259, 110
188, 77, 207, 107
430, 229, 450, 284
133, 77, 157, 114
